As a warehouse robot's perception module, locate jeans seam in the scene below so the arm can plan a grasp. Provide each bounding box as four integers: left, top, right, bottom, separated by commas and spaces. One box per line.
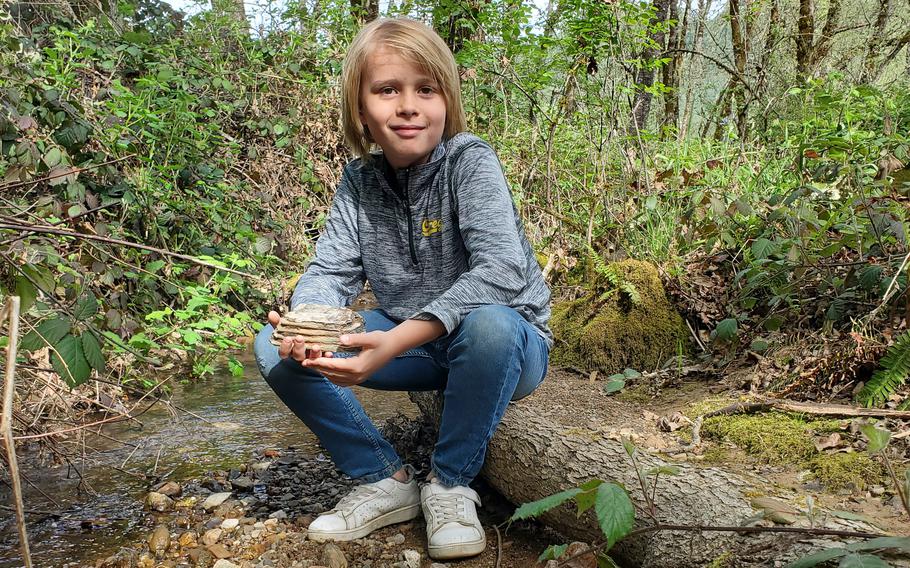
332, 381, 398, 474
453, 315, 523, 483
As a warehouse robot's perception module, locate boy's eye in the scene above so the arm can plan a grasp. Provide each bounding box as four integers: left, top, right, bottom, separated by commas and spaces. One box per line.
418, 86, 436, 95
380, 86, 397, 95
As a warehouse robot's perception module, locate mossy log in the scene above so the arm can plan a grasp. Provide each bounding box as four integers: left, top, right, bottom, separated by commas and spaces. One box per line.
409, 390, 879, 567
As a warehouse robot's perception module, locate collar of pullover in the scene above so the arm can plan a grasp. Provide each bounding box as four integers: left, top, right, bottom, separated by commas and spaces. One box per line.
372, 139, 449, 200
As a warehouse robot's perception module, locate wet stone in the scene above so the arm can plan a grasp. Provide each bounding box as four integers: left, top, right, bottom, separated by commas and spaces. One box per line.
207, 543, 232, 559
147, 524, 170, 558
146, 492, 175, 512
202, 492, 233, 511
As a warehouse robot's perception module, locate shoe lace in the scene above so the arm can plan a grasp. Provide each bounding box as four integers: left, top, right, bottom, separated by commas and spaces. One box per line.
334, 484, 380, 515
427, 493, 472, 527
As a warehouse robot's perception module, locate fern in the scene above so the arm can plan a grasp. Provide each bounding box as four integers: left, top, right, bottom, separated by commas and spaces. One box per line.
586, 245, 641, 306
858, 331, 910, 408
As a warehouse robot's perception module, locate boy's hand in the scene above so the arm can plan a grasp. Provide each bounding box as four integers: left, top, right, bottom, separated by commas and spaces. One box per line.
301, 331, 395, 387
268, 310, 335, 362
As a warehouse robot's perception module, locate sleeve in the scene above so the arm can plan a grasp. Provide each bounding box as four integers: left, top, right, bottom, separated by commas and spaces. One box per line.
413, 143, 527, 333
289, 168, 365, 308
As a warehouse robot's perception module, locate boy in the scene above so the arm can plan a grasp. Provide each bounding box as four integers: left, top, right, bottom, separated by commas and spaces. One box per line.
255, 17, 551, 560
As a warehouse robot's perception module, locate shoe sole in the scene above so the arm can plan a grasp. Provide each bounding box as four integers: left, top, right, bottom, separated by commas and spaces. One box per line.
428, 535, 487, 560
307, 503, 421, 542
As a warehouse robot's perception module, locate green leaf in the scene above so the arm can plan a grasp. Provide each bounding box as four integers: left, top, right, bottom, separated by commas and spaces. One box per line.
715, 318, 738, 342
752, 237, 775, 260
510, 487, 582, 521
538, 543, 568, 561
645, 465, 680, 476
21, 318, 72, 351
179, 329, 202, 345
15, 276, 37, 312
43, 147, 62, 167
622, 437, 636, 457
859, 424, 891, 453
575, 480, 604, 516
227, 357, 244, 377
146, 260, 166, 273
73, 293, 99, 321
50, 334, 91, 388
847, 537, 910, 553
81, 332, 105, 372
784, 548, 848, 568
838, 554, 890, 568
622, 368, 641, 379
604, 379, 625, 395
593, 483, 635, 549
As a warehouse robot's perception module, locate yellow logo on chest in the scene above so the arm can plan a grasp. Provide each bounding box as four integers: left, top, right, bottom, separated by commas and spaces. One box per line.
421, 219, 442, 237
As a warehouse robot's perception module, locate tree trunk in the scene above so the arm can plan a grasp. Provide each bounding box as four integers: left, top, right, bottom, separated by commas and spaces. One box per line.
350, 0, 379, 24
410, 389, 878, 567
861, 0, 893, 82
809, 0, 841, 72
628, 0, 672, 136
661, 0, 684, 134
681, 0, 712, 139
795, 0, 814, 77
728, 0, 748, 139
212, 0, 248, 32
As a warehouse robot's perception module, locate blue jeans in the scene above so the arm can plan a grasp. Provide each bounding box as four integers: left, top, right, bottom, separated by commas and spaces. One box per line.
254, 305, 549, 487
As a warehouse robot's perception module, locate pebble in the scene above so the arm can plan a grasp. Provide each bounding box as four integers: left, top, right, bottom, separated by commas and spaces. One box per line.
321, 542, 347, 568
177, 531, 198, 547
430, 564, 448, 568
269, 509, 288, 519
213, 561, 240, 568
147, 525, 170, 558
156, 481, 183, 497
386, 533, 406, 545
208, 543, 232, 559
402, 549, 420, 568
202, 528, 223, 546
202, 492, 233, 511
145, 492, 174, 512
221, 518, 240, 530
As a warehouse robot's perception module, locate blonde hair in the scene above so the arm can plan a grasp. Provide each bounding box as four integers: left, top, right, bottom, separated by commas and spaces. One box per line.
341, 18, 467, 161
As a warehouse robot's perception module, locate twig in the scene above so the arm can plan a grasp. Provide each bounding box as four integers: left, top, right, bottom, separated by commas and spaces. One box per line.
0, 297, 33, 568
0, 222, 255, 278
0, 154, 135, 192
493, 523, 502, 568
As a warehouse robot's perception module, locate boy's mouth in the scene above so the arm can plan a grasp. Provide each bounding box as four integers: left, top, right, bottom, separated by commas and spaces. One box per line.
390, 125, 425, 138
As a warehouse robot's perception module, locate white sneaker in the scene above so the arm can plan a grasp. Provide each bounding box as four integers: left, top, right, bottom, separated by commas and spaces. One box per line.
421, 481, 486, 560
307, 473, 420, 542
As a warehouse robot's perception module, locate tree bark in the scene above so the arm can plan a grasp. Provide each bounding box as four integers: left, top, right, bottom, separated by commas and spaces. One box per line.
809, 0, 841, 71
728, 0, 748, 139
661, 0, 685, 134
795, 0, 814, 77
628, 0, 672, 136
861, 0, 894, 82
680, 0, 712, 139
212, 0, 249, 33
411, 389, 878, 567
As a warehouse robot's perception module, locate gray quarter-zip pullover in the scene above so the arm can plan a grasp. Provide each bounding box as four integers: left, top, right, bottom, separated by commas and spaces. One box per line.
290, 132, 553, 348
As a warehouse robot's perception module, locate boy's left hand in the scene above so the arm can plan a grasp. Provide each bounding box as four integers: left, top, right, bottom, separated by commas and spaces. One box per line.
302, 330, 395, 386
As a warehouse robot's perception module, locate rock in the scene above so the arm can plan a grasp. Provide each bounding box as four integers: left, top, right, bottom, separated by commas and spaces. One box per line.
202, 528, 223, 546
871, 485, 886, 496
175, 496, 198, 509
97, 547, 138, 568
401, 549, 420, 568
232, 476, 254, 490
221, 518, 240, 530
321, 543, 347, 568
430, 564, 449, 568
263, 518, 279, 530
561, 542, 597, 568
212, 561, 240, 568
268, 509, 287, 520
202, 492, 233, 511
208, 543, 232, 559
188, 547, 214, 567
178, 531, 199, 548
145, 492, 175, 512
156, 481, 183, 497
385, 533, 406, 545
147, 524, 170, 558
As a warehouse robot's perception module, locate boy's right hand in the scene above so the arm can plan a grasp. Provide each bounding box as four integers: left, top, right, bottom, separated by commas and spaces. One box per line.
268, 310, 334, 363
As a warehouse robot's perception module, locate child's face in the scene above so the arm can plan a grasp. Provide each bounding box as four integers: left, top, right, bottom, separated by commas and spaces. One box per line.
359, 48, 447, 170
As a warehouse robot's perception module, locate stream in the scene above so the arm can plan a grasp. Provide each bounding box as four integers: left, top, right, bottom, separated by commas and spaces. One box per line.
0, 349, 416, 568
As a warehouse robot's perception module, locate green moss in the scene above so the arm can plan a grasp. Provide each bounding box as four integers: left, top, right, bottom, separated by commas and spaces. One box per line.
684, 396, 737, 419
616, 384, 652, 404
701, 413, 818, 465
550, 260, 690, 373
810, 453, 883, 491
706, 552, 734, 568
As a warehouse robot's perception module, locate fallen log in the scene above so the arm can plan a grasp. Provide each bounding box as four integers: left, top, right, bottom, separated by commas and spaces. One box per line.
410, 373, 884, 567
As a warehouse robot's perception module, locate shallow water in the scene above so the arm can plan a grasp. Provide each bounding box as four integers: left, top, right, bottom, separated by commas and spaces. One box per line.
0, 349, 416, 568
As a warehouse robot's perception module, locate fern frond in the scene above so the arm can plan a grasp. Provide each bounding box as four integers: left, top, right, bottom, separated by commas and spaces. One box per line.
858, 331, 910, 408
620, 282, 641, 306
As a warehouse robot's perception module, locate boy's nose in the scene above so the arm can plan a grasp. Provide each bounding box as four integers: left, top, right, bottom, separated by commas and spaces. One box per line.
397, 92, 418, 116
